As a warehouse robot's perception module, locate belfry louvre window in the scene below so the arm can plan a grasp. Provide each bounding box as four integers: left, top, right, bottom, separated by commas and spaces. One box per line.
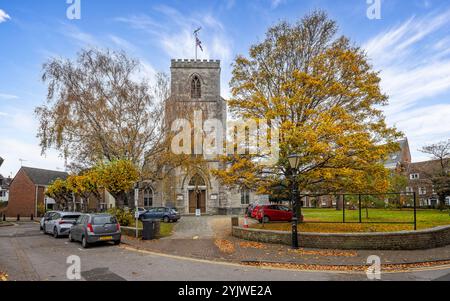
191, 76, 201, 99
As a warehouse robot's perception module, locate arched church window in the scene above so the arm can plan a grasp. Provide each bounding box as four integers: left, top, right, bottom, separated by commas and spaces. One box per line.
143, 188, 153, 208
191, 75, 201, 99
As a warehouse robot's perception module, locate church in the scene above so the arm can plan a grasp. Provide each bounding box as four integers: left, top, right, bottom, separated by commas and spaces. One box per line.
136, 59, 260, 215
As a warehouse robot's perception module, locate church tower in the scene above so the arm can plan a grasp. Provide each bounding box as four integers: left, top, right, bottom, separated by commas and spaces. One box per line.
165, 59, 229, 214
141, 59, 255, 215
166, 59, 226, 131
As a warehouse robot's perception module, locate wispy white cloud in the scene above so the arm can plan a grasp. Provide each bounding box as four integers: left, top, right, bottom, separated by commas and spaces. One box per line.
108, 34, 137, 52
388, 104, 450, 161
0, 93, 18, 100
270, 0, 286, 9
116, 5, 233, 62
115, 5, 234, 98
60, 23, 97, 47
0, 137, 66, 177
0, 9, 10, 23
364, 9, 450, 160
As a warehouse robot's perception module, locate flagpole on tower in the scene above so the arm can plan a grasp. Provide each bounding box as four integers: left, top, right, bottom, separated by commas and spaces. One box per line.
194, 27, 202, 60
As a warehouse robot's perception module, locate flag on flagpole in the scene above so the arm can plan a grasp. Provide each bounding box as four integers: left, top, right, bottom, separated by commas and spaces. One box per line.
196, 36, 203, 52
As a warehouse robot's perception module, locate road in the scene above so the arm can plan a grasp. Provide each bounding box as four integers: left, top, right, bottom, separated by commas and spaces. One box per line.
0, 222, 449, 281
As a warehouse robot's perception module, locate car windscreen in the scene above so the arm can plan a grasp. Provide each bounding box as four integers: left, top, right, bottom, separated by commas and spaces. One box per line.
92, 216, 117, 225
62, 215, 80, 220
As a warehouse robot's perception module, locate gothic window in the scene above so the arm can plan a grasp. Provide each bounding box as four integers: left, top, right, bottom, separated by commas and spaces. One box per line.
191, 75, 201, 99
143, 188, 153, 208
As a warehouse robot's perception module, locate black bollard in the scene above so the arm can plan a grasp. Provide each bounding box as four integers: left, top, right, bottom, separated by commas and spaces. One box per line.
30, 214, 34, 221
2, 213, 5, 221
17, 214, 20, 221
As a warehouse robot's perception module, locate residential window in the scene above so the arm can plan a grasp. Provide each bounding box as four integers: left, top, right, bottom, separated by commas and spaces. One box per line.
191, 75, 201, 99
241, 189, 250, 205
410, 173, 419, 180
419, 187, 427, 195
405, 187, 412, 193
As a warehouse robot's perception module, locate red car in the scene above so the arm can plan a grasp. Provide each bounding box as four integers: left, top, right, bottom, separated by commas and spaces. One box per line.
250, 205, 262, 218
256, 205, 293, 223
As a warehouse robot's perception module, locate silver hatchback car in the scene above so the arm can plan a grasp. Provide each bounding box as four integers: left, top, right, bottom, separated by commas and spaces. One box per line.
43, 211, 81, 238
69, 214, 121, 248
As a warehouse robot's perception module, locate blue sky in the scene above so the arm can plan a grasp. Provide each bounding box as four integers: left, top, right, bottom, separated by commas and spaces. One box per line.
1, 0, 450, 177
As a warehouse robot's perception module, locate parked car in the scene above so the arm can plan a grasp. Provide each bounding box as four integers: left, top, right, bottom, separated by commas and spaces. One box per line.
40, 210, 57, 231
251, 205, 262, 218
140, 207, 180, 223
69, 214, 121, 248
256, 205, 293, 223
135, 207, 147, 219
43, 212, 81, 238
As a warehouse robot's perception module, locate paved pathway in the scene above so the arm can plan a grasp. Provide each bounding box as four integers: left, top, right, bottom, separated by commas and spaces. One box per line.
168, 215, 249, 239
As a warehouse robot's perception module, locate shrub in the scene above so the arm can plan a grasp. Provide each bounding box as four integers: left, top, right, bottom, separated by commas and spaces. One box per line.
37, 203, 46, 217
107, 207, 134, 226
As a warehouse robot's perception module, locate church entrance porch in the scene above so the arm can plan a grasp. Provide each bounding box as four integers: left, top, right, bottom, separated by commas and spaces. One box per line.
188, 189, 206, 213
187, 173, 207, 214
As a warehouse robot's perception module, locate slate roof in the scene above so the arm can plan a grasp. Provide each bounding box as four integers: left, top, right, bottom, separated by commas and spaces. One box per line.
0, 174, 12, 189
20, 166, 69, 186
385, 138, 410, 169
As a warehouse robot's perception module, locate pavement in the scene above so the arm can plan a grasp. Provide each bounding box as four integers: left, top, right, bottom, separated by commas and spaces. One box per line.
1, 221, 450, 281
123, 215, 450, 268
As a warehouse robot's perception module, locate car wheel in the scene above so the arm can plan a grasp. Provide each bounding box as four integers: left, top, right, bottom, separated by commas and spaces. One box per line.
53, 227, 59, 238
113, 240, 120, 245
68, 231, 74, 242
81, 236, 89, 249
163, 216, 170, 223
262, 216, 270, 223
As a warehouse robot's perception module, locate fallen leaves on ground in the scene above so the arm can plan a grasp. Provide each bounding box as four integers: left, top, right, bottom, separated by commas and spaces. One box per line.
252, 223, 414, 233
238, 241, 267, 249
214, 239, 235, 254
0, 272, 8, 281
288, 248, 357, 257
243, 259, 450, 272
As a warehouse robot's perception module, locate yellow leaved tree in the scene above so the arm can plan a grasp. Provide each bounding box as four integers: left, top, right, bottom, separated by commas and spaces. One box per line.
213, 11, 402, 198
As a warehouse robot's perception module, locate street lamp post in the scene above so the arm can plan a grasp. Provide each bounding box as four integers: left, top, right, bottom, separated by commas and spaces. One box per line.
288, 154, 301, 249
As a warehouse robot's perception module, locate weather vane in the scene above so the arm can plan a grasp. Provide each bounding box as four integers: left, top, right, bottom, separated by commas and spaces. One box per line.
194, 27, 203, 60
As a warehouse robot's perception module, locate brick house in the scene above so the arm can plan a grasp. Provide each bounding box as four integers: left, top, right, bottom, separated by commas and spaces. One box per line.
405, 159, 450, 208
6, 167, 68, 217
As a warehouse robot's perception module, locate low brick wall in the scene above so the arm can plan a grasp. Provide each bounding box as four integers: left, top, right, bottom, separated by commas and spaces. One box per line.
232, 226, 450, 250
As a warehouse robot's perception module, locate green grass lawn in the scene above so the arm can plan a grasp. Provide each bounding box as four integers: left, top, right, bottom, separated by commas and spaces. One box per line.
251, 208, 450, 233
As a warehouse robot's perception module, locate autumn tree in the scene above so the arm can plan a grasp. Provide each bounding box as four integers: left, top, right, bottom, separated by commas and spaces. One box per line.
46, 179, 73, 210
386, 173, 409, 208
420, 140, 450, 210
36, 48, 169, 169
67, 170, 101, 212
94, 159, 139, 208
214, 11, 401, 200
